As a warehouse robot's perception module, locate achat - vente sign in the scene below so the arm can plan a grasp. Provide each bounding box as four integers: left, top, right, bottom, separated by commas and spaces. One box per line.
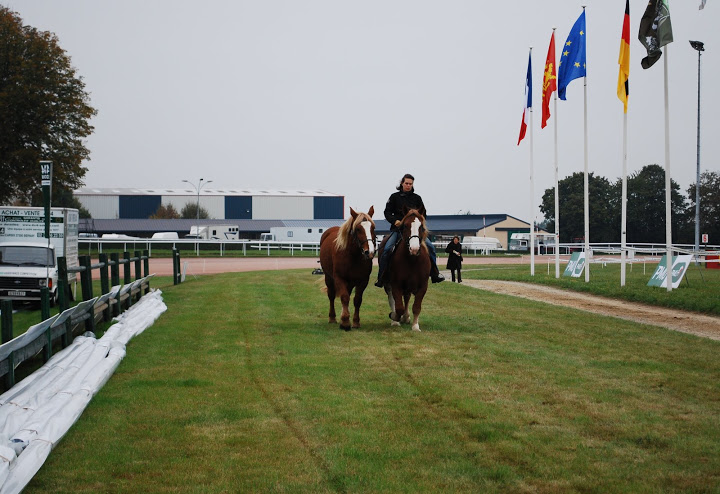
647, 255, 692, 289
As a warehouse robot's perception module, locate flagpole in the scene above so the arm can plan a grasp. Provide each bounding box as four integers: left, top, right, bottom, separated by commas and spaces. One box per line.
664, 45, 673, 292
619, 0, 629, 287
621, 111, 628, 286
529, 46, 536, 276
552, 28, 560, 279
582, 7, 589, 283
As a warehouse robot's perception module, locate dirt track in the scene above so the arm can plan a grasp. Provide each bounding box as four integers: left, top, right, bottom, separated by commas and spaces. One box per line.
137, 256, 720, 341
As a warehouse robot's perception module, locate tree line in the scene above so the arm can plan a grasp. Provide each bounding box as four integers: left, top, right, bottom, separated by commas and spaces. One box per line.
540, 165, 720, 245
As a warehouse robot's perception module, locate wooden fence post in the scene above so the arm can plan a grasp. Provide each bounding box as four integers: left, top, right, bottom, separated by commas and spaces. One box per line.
99, 253, 111, 321
80, 255, 93, 301
123, 252, 131, 284
143, 250, 150, 294
79, 256, 95, 333
134, 250, 142, 302
40, 287, 50, 321
1, 300, 13, 343
57, 256, 69, 312
110, 252, 120, 287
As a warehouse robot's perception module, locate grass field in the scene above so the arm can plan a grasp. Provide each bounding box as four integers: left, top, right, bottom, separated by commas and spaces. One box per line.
21, 267, 720, 492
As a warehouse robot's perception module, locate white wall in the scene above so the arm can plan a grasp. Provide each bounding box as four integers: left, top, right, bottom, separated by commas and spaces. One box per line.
252, 196, 313, 220
77, 196, 119, 219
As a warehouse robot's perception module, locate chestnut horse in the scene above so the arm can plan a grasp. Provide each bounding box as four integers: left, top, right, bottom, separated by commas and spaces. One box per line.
377, 208, 431, 331
319, 207, 376, 331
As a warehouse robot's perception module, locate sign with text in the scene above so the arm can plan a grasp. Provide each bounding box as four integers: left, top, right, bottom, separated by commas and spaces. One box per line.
702, 233, 709, 244
40, 160, 52, 186
563, 251, 586, 278
647, 255, 693, 289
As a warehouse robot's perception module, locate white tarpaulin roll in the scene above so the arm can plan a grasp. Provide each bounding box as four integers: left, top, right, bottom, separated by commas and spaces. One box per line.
0, 289, 166, 494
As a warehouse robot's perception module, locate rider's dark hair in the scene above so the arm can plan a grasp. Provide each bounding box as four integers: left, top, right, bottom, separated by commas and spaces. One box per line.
396, 173, 415, 192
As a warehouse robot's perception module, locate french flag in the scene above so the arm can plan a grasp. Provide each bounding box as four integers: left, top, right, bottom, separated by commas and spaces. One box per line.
518, 52, 532, 145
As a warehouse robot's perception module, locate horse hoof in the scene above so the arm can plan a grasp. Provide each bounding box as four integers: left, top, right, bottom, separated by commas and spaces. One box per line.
412, 325, 421, 332
340, 324, 351, 331
391, 321, 401, 327
329, 318, 337, 324
352, 323, 360, 329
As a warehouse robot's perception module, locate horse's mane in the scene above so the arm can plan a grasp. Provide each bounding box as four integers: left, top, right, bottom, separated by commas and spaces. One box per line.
334, 212, 372, 251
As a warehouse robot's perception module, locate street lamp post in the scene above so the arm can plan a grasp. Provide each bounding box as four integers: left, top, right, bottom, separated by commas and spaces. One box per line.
182, 177, 213, 232
690, 40, 704, 260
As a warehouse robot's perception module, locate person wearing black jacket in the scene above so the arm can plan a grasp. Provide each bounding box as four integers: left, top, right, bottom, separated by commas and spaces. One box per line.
374, 173, 445, 287
445, 236, 463, 282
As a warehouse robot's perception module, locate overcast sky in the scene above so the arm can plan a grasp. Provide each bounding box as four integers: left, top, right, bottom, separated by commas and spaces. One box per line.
7, 0, 718, 222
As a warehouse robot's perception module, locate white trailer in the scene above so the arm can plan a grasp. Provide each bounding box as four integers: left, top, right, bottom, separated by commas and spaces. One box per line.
461, 236, 503, 254
0, 207, 79, 305
509, 232, 555, 253
263, 226, 329, 243
186, 224, 240, 240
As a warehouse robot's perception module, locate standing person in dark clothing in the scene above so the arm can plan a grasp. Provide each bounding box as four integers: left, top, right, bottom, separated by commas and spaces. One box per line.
445, 236, 463, 282
374, 173, 444, 287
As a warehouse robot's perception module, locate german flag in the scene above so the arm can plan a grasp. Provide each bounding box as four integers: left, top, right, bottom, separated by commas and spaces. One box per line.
617, 0, 630, 112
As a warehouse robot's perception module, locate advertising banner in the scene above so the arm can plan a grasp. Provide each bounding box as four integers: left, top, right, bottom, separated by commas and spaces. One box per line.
563, 251, 586, 278
647, 255, 693, 289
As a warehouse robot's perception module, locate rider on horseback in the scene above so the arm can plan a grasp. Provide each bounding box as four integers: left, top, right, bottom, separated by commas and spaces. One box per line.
374, 173, 445, 287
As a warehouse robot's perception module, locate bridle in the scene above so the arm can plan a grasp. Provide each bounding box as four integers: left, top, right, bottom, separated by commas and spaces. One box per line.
401, 214, 425, 254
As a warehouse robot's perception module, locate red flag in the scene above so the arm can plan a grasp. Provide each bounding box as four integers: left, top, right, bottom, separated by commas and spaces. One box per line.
541, 32, 557, 128
518, 52, 532, 145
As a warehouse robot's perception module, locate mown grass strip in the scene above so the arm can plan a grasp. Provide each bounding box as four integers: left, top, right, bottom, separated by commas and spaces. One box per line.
462, 261, 720, 315
25, 270, 720, 492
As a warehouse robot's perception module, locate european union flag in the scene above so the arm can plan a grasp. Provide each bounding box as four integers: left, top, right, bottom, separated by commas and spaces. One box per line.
558, 11, 587, 100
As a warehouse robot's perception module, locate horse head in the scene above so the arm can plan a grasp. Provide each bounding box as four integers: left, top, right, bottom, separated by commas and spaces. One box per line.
400, 208, 427, 256
349, 206, 376, 259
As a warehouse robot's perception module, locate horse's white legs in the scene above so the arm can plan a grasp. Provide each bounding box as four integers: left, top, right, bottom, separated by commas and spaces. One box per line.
411, 313, 421, 332
386, 290, 401, 326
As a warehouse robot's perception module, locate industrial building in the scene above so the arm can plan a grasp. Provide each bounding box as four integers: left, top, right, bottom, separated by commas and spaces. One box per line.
74, 187, 344, 220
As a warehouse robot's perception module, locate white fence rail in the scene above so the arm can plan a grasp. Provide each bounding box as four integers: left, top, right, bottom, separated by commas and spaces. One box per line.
80, 238, 321, 257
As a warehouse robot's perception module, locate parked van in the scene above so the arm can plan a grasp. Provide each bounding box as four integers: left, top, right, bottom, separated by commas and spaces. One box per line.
151, 232, 179, 240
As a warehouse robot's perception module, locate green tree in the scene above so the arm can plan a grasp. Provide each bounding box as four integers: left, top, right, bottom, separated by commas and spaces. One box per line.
540, 172, 618, 243
625, 164, 686, 244
150, 203, 181, 219
0, 7, 97, 205
686, 170, 720, 246
181, 202, 210, 220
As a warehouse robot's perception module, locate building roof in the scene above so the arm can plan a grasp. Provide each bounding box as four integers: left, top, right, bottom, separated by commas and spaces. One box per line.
80, 214, 530, 236
74, 187, 341, 197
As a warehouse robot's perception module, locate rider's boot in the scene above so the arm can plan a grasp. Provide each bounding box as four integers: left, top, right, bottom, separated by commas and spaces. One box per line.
375, 253, 388, 287
430, 263, 445, 284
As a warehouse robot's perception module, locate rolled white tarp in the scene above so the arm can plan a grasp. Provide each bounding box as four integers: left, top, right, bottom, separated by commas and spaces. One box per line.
0, 289, 166, 494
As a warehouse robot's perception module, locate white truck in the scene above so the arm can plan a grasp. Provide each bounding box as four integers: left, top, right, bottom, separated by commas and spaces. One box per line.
0, 207, 79, 306
186, 224, 239, 240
